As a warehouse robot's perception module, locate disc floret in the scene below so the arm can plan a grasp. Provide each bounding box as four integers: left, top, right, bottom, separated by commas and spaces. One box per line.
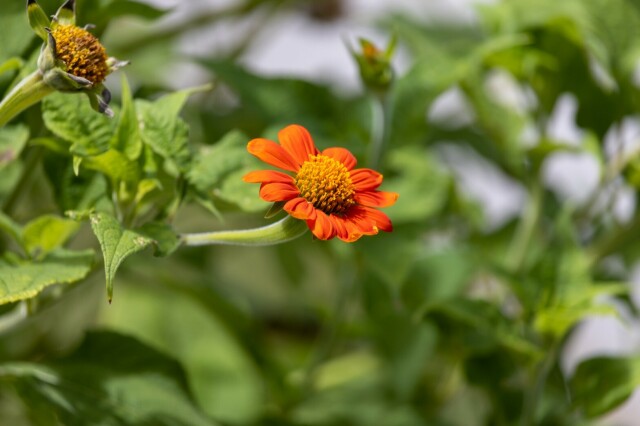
295, 155, 356, 215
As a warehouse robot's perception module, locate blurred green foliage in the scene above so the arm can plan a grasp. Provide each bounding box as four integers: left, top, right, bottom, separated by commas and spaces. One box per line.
2, 0, 640, 424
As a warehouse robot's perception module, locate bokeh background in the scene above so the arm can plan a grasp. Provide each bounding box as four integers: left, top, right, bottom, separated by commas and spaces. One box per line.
3, 0, 640, 424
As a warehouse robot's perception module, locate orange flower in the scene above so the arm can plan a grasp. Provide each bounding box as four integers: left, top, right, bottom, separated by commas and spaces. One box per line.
243, 125, 398, 242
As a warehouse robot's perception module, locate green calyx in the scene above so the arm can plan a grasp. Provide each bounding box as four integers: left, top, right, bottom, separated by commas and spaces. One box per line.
350, 35, 397, 93
180, 216, 309, 247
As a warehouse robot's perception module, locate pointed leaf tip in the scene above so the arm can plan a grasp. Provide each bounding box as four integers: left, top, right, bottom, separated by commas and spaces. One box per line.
55, 0, 75, 25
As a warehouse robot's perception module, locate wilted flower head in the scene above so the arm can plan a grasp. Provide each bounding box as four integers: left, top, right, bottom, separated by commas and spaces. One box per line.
27, 0, 128, 116
244, 125, 398, 242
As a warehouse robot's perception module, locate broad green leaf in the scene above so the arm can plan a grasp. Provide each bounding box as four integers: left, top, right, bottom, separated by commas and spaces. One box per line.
188, 130, 251, 193
22, 215, 80, 258
0, 331, 217, 426
570, 356, 640, 417
0, 249, 94, 305
111, 75, 142, 160
0, 124, 29, 170
188, 130, 265, 212
90, 212, 153, 302
137, 85, 209, 173
99, 281, 263, 424
42, 92, 117, 156
82, 149, 140, 184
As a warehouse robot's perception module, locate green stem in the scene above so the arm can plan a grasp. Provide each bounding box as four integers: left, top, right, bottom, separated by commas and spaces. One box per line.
180, 215, 308, 247
507, 181, 543, 272
522, 342, 559, 426
0, 71, 53, 127
368, 93, 389, 169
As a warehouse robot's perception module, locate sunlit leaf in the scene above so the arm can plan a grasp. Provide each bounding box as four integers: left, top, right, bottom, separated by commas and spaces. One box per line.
42, 93, 117, 156
90, 212, 152, 302
0, 249, 94, 305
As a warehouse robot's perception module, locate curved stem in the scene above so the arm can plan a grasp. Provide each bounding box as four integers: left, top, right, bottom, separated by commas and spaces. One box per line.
180, 215, 308, 247
0, 71, 53, 127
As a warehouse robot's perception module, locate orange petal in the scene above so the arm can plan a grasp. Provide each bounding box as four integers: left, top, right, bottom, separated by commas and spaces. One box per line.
307, 210, 335, 240
355, 191, 398, 208
330, 215, 364, 242
284, 197, 317, 220
259, 182, 299, 202
361, 206, 393, 232
322, 147, 357, 170
351, 168, 383, 191
278, 125, 319, 166
247, 138, 299, 172
243, 170, 294, 184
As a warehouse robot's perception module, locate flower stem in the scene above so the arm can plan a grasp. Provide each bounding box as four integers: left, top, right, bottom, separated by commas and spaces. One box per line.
0, 71, 54, 128
180, 215, 308, 247
368, 93, 389, 170
507, 180, 543, 272
521, 342, 559, 426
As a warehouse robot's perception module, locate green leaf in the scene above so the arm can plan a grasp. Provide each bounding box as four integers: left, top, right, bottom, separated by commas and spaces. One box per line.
187, 130, 266, 212
111, 75, 142, 160
0, 124, 29, 170
570, 356, 640, 417
0, 331, 217, 426
82, 149, 140, 184
137, 85, 209, 173
0, 249, 94, 305
89, 212, 153, 302
137, 221, 181, 257
42, 92, 117, 156
22, 215, 80, 258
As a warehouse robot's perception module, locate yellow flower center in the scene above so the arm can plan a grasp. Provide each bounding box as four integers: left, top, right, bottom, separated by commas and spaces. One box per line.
51, 24, 109, 85
295, 155, 356, 215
